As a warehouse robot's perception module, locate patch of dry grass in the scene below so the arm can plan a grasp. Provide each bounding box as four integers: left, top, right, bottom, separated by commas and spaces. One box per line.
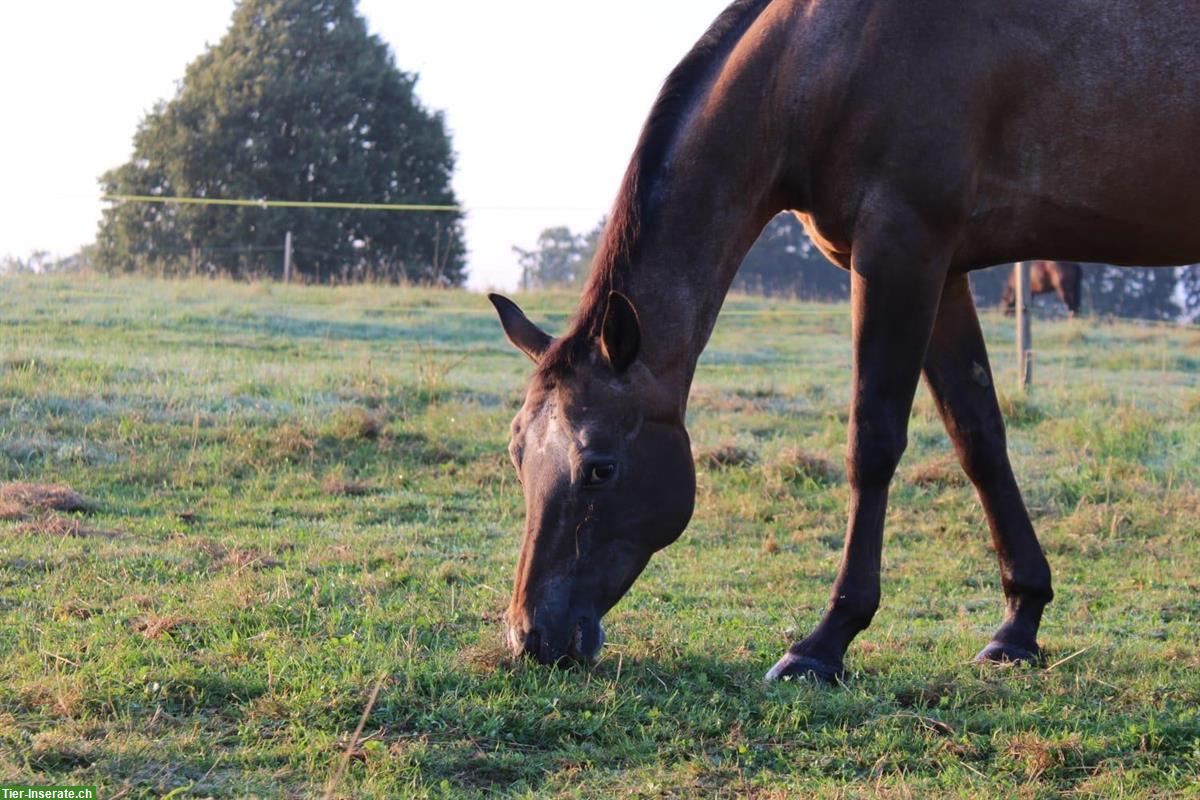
1002, 731, 1084, 782
322, 475, 374, 496
270, 423, 317, 462
54, 601, 95, 621
904, 456, 968, 488
133, 614, 193, 640
329, 406, 385, 442
217, 547, 282, 571
19, 681, 85, 718
767, 445, 841, 485
694, 441, 756, 469
9, 514, 117, 539
0, 500, 25, 520
457, 638, 514, 676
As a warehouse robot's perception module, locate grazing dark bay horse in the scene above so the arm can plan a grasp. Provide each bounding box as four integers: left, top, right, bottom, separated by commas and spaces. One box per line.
1002, 261, 1083, 318
490, 0, 1199, 682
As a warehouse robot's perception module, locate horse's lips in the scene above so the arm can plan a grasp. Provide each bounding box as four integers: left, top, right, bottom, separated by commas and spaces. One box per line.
504, 615, 605, 663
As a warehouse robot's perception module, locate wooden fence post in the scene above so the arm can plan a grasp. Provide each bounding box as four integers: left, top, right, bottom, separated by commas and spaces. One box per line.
1016, 261, 1033, 390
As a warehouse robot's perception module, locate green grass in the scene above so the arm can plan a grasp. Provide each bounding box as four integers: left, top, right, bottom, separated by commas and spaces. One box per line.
1, 275, 1197, 799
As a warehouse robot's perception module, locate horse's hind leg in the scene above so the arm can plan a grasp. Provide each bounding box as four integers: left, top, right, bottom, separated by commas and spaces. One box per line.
922, 275, 1053, 664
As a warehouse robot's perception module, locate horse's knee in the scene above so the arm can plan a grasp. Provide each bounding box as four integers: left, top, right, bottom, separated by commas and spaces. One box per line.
847, 428, 907, 489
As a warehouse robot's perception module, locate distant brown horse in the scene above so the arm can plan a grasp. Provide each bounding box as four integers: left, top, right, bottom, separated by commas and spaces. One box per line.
1002, 261, 1083, 318
490, 0, 1198, 682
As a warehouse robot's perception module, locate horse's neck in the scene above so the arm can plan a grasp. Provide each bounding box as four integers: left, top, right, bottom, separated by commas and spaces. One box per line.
623, 187, 778, 390
615, 50, 792, 394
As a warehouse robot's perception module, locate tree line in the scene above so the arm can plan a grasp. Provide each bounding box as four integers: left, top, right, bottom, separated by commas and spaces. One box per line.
514, 213, 1199, 322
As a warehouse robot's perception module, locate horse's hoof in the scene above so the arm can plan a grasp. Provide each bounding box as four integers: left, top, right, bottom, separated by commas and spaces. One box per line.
975, 640, 1043, 666
765, 652, 845, 684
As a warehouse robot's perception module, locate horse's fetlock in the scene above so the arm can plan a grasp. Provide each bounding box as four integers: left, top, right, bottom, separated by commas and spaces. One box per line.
1006, 568, 1053, 607
830, 587, 881, 629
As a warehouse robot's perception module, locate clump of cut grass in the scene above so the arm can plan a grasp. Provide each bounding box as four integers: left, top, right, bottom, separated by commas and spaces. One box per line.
55, 601, 95, 620
328, 406, 384, 442
694, 441, 756, 469
905, 456, 967, 488
269, 423, 316, 462
217, 547, 282, 571
1002, 731, 1084, 782
19, 682, 84, 718
133, 614, 193, 640
322, 474, 374, 496
767, 445, 840, 485
0, 482, 93, 516
437, 561, 469, 585
762, 531, 780, 554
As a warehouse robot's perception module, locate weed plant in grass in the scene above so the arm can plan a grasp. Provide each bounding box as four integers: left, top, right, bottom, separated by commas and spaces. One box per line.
0, 275, 1197, 798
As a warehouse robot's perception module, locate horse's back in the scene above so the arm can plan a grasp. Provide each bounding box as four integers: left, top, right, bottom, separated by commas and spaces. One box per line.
785, 0, 1200, 268
962, 0, 1200, 265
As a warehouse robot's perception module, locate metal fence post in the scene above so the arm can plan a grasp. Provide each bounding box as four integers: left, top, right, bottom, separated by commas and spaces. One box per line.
283, 231, 294, 283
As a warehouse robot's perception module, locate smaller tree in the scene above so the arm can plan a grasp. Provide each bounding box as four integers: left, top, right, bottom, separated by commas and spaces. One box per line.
1, 254, 32, 275
735, 213, 849, 300
513, 218, 605, 289
0, 250, 90, 275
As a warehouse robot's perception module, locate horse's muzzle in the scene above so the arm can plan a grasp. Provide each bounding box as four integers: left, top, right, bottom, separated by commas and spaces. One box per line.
507, 616, 605, 665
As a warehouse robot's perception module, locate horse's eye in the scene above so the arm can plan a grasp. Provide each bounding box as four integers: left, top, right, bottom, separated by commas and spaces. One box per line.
583, 461, 618, 488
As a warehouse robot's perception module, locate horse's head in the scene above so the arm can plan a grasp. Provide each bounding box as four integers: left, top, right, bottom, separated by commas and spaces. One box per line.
489, 292, 695, 665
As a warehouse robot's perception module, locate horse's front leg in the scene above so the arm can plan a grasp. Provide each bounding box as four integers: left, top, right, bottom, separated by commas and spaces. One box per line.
922, 275, 1052, 663
767, 219, 950, 682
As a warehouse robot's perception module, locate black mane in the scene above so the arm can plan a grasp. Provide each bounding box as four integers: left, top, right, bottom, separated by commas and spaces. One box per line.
538, 0, 774, 377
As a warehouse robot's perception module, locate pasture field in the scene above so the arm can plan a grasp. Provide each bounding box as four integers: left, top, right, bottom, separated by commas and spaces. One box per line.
1, 275, 1198, 799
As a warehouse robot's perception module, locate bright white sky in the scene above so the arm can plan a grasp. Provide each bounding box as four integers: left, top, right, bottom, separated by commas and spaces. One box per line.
0, 0, 730, 290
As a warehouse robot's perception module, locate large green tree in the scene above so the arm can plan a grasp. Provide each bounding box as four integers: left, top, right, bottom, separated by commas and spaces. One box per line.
97, 0, 464, 284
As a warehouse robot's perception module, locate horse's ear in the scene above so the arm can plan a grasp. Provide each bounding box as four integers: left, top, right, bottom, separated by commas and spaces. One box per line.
600, 291, 641, 374
489, 294, 552, 363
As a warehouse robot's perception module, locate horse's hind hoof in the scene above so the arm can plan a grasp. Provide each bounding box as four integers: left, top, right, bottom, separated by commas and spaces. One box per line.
975, 640, 1043, 666
765, 652, 845, 684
